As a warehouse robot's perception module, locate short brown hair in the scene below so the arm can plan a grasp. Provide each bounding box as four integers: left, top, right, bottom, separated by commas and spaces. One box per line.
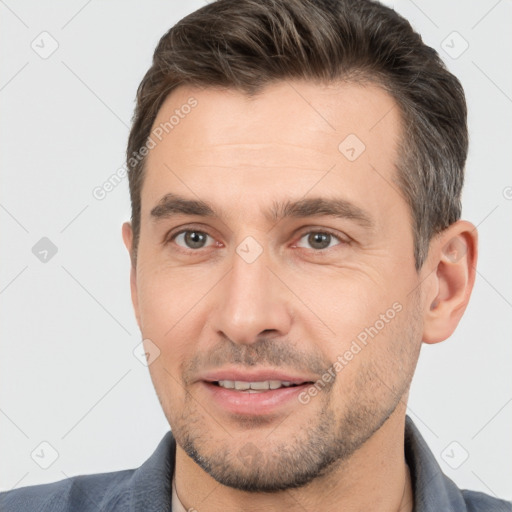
126, 0, 467, 270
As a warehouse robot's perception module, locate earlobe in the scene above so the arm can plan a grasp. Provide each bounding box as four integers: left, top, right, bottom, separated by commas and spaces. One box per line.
422, 221, 478, 344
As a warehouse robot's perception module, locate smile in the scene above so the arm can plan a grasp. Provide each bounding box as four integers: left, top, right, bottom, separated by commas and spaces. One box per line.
215, 380, 304, 392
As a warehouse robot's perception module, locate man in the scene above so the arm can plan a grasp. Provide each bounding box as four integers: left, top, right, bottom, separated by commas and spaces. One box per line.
1, 0, 510, 510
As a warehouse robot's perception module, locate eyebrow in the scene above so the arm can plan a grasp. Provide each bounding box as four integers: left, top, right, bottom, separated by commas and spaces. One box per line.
150, 193, 374, 229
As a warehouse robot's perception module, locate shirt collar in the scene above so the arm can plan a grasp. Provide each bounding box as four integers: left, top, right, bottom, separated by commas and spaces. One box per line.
404, 415, 467, 511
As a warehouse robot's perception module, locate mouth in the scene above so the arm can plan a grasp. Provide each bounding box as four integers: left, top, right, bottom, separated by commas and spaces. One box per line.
211, 379, 308, 392
200, 375, 315, 416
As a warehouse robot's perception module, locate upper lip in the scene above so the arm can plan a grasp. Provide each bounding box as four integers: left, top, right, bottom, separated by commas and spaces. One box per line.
199, 368, 316, 385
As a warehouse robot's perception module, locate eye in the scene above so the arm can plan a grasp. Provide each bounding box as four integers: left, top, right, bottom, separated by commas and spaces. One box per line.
172, 230, 216, 250
295, 230, 346, 251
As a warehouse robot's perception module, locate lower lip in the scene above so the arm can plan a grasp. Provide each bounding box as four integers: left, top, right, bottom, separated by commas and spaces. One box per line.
201, 381, 311, 416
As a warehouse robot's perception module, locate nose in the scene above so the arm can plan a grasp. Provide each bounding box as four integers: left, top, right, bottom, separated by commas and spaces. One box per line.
209, 243, 293, 345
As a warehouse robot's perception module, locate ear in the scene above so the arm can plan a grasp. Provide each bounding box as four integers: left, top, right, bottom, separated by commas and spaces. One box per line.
122, 222, 141, 330
422, 220, 478, 344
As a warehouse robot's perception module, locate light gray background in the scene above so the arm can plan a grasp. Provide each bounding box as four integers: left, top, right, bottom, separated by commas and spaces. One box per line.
1, 0, 511, 500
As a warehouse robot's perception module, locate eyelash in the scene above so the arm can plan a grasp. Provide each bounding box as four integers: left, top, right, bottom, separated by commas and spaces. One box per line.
164, 226, 349, 254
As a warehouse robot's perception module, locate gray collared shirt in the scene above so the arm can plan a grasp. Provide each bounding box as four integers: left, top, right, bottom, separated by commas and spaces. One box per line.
1, 415, 510, 511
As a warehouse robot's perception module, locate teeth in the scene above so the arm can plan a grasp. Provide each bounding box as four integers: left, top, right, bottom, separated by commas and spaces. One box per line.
217, 380, 298, 391
249, 381, 269, 390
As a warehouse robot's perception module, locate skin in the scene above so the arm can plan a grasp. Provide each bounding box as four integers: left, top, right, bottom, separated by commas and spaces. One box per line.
122, 80, 477, 512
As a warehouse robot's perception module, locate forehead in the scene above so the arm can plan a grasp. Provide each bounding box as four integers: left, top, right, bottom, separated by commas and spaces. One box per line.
141, 80, 405, 225
148, 80, 400, 150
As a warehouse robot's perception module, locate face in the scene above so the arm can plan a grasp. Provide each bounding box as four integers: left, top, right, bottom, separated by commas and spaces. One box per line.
123, 81, 427, 492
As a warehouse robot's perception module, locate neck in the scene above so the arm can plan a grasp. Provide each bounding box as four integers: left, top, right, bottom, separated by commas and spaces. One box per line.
174, 409, 414, 512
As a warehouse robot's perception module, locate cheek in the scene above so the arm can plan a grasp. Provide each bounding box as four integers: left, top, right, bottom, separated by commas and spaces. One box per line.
296, 270, 394, 329
324, 304, 417, 413
294, 270, 410, 373
136, 265, 205, 331
136, 272, 207, 382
